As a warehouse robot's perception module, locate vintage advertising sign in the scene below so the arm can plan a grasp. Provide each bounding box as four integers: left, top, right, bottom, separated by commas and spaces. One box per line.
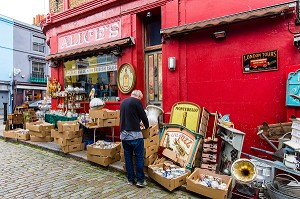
58, 20, 121, 52
160, 126, 202, 169
169, 102, 201, 132
117, 63, 136, 94
286, 69, 300, 106
242, 50, 278, 73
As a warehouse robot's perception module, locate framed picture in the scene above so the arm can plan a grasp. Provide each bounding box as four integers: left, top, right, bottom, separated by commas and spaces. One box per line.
117, 63, 136, 94
242, 50, 278, 73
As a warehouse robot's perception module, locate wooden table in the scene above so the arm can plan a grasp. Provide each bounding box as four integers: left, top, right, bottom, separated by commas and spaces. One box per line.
79, 122, 115, 143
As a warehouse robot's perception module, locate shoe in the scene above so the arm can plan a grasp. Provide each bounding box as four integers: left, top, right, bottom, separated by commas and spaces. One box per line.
127, 180, 135, 185
136, 181, 147, 187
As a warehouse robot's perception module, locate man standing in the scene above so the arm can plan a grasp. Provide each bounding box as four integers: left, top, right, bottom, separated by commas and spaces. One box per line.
120, 90, 149, 187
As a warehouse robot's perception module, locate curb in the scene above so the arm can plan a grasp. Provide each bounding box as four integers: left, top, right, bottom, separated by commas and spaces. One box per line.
0, 135, 190, 193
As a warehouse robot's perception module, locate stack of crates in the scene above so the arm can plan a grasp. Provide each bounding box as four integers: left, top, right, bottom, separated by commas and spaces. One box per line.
120, 125, 159, 171
27, 121, 54, 142
89, 109, 120, 127
51, 121, 84, 153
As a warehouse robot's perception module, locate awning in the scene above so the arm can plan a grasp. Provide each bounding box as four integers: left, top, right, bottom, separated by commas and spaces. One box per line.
46, 36, 135, 61
161, 2, 295, 38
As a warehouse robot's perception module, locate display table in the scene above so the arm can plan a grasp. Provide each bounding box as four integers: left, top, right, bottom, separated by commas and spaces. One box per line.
45, 114, 77, 127
79, 121, 115, 143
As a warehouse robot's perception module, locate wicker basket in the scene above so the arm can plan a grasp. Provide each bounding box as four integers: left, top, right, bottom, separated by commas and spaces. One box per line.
266, 183, 296, 199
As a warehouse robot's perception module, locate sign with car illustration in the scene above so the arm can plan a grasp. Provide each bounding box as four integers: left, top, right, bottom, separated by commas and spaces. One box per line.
242, 49, 278, 73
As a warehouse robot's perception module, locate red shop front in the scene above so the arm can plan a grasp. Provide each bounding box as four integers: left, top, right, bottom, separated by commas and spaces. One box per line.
42, 0, 300, 155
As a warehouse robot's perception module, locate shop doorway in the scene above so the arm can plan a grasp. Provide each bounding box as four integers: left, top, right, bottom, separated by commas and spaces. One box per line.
145, 51, 162, 107
0, 91, 8, 115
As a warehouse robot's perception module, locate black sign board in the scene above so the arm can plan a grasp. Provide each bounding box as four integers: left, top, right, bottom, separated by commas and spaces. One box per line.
242, 50, 278, 73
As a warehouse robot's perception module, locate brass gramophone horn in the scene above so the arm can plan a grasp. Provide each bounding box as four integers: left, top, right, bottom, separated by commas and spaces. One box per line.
231, 158, 257, 184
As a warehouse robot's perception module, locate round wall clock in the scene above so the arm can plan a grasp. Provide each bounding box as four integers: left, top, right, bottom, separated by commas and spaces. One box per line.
117, 63, 136, 94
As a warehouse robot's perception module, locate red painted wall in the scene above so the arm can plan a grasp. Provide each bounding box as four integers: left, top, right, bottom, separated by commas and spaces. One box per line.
43, 0, 300, 152
162, 0, 300, 155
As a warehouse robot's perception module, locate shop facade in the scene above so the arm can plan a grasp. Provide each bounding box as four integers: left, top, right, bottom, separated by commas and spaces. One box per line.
42, 0, 300, 155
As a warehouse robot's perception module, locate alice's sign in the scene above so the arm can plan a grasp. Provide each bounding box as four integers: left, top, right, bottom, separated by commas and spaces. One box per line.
58, 20, 121, 52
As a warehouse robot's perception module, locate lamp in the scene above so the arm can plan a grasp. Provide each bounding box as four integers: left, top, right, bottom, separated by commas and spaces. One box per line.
214, 31, 226, 39
168, 57, 176, 71
49, 60, 59, 68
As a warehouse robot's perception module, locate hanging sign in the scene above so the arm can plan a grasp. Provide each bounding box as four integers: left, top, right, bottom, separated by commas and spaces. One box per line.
242, 50, 278, 73
117, 63, 136, 94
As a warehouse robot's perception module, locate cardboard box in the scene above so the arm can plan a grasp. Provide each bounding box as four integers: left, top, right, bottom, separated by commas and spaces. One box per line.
89, 109, 119, 119
54, 137, 82, 147
61, 143, 84, 153
30, 135, 53, 142
144, 135, 159, 148
103, 119, 116, 127
57, 121, 79, 132
186, 168, 232, 199
51, 129, 83, 139
16, 133, 30, 140
145, 144, 158, 158
142, 124, 158, 138
26, 121, 54, 132
148, 163, 191, 191
120, 152, 125, 162
95, 118, 104, 127
87, 153, 121, 166
144, 153, 157, 166
3, 130, 17, 139
87, 142, 121, 158
29, 130, 51, 138
120, 153, 157, 166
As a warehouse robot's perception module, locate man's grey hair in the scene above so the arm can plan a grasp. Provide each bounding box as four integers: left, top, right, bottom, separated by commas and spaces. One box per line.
131, 90, 142, 98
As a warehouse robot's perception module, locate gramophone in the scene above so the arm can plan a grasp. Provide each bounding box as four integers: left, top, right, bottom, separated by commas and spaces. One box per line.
231, 158, 259, 199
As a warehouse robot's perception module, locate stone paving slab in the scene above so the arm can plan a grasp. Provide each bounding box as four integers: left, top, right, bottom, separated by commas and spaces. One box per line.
0, 140, 203, 198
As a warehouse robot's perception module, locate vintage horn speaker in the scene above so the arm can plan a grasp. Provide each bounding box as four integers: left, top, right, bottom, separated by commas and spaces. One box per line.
146, 105, 164, 126
231, 158, 258, 196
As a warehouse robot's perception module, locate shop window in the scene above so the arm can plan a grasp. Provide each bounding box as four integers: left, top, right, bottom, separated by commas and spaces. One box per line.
145, 17, 161, 47
64, 54, 118, 101
32, 36, 45, 53
32, 62, 45, 78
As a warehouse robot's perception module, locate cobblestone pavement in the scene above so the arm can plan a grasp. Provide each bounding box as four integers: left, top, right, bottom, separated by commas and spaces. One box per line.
0, 140, 201, 199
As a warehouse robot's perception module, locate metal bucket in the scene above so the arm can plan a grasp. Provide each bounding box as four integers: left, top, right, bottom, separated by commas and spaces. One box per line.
275, 174, 300, 197
266, 182, 297, 199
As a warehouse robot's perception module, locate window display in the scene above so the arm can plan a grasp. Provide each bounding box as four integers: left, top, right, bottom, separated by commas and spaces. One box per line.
64, 54, 118, 101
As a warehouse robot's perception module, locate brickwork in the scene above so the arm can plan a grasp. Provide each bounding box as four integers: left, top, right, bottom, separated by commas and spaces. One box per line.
49, 0, 94, 13
70, 0, 94, 9
49, 0, 63, 13
0, 140, 200, 198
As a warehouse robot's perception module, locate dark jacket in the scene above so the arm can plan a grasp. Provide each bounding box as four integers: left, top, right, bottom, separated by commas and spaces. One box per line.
120, 97, 149, 131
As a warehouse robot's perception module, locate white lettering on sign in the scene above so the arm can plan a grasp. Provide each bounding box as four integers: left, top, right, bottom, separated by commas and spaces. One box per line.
65, 64, 117, 76
58, 21, 121, 52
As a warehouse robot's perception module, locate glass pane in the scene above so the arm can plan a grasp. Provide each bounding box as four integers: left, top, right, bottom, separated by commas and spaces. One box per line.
146, 20, 161, 47
63, 54, 119, 101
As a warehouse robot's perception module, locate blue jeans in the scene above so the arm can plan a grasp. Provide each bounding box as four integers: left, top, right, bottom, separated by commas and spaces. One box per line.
122, 138, 144, 183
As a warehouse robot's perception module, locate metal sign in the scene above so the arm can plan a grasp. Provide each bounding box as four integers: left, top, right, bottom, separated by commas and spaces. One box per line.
160, 124, 202, 170
169, 102, 201, 132
242, 50, 278, 73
